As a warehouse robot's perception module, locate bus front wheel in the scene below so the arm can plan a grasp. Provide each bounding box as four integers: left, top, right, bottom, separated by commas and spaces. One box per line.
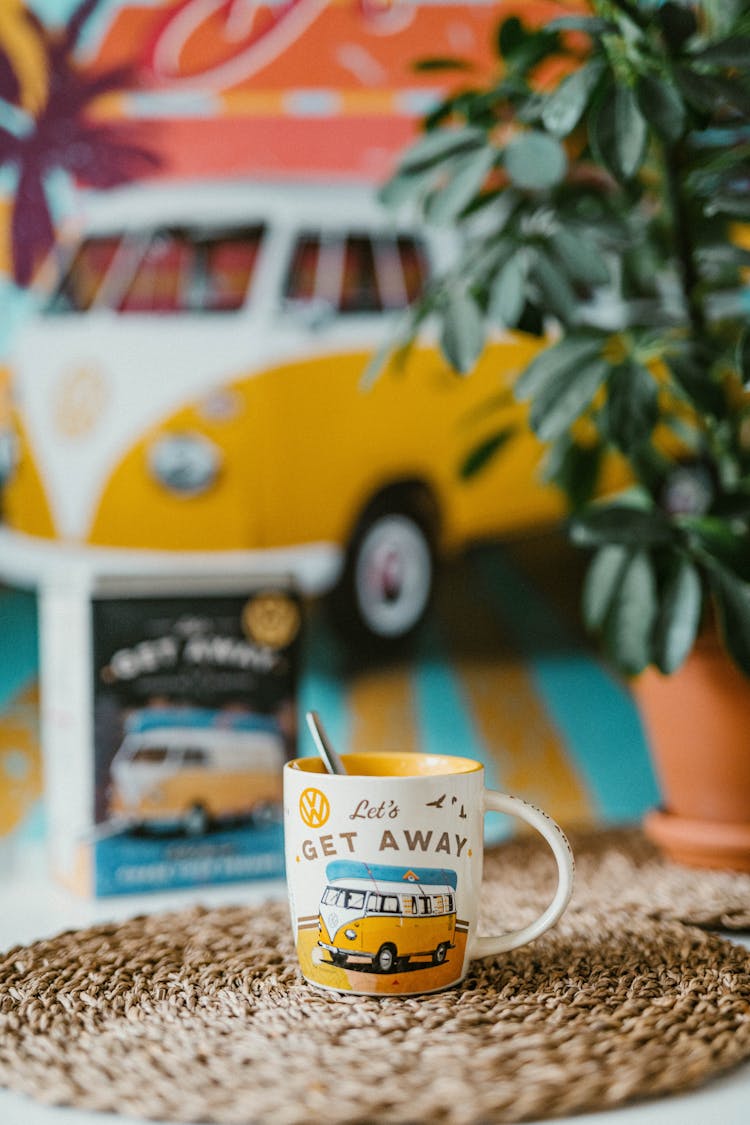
184, 803, 209, 837
375, 944, 398, 973
329, 487, 438, 647
433, 942, 449, 965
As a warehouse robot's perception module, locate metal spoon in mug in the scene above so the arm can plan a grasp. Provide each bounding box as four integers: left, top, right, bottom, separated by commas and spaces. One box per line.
305, 710, 347, 775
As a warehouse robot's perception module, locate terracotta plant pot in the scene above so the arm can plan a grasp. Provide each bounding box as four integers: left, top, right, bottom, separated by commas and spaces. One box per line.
634, 632, 750, 872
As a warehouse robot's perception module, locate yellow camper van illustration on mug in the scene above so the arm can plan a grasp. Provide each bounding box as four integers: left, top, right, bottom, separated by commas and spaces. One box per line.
313, 861, 464, 973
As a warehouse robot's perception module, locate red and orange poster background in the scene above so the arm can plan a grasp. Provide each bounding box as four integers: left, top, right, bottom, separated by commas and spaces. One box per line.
0, 1, 572, 284
84, 0, 511, 181
5, 1, 573, 181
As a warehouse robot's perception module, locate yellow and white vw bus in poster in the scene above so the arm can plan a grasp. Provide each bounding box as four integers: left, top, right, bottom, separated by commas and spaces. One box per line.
0, 178, 561, 641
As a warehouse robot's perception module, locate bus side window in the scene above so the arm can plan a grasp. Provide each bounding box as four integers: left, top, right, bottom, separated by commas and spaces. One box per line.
285, 234, 320, 303
119, 232, 191, 313
200, 227, 264, 311
284, 231, 343, 311
418, 896, 432, 915
183, 747, 208, 768
398, 236, 429, 304
131, 746, 168, 765
367, 894, 399, 914
116, 227, 264, 314
401, 895, 417, 916
283, 230, 428, 318
375, 235, 429, 310
339, 235, 380, 313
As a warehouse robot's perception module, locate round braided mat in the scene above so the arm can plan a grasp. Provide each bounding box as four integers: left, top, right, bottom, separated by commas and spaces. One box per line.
488, 827, 750, 931
1, 831, 749, 1124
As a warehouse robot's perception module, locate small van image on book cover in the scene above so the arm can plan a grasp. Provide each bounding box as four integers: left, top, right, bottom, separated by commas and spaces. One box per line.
108, 707, 285, 836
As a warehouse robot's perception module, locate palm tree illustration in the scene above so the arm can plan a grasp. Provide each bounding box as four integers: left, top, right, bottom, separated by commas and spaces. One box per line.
0, 0, 160, 287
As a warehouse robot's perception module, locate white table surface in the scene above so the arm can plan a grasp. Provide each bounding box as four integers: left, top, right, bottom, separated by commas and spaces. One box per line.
1, 843, 748, 1125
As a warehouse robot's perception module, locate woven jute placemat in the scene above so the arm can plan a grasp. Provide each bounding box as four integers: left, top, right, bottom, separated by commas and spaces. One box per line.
1, 829, 749, 1124
485, 826, 750, 931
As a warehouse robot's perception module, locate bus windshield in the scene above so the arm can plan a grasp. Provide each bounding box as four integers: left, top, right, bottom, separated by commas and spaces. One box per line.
47, 227, 265, 314
321, 887, 366, 909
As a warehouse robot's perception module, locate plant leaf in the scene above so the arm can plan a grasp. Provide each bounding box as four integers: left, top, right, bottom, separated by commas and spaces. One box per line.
424, 146, 496, 224
497, 16, 525, 58
542, 59, 606, 138
614, 85, 648, 179
591, 84, 647, 181
702, 0, 745, 37
708, 564, 750, 676
705, 195, 750, 218
551, 228, 610, 285
488, 253, 527, 328
666, 349, 726, 417
440, 289, 484, 374
675, 66, 716, 113
458, 426, 517, 480
691, 37, 750, 68
378, 165, 437, 208
652, 556, 702, 674
583, 544, 629, 630
503, 131, 568, 191
360, 308, 416, 389
570, 506, 672, 547
516, 335, 603, 401
589, 86, 618, 179
657, 3, 698, 49
604, 361, 659, 450
413, 57, 473, 72
546, 16, 615, 34
361, 338, 394, 391
677, 66, 750, 116
636, 74, 686, 143
498, 27, 560, 76
605, 550, 658, 676
399, 126, 485, 174
530, 356, 609, 441
687, 517, 750, 583
738, 325, 750, 389
531, 248, 577, 323
544, 436, 603, 509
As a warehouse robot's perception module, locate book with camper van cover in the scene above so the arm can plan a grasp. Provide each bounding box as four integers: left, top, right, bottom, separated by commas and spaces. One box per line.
42, 576, 301, 896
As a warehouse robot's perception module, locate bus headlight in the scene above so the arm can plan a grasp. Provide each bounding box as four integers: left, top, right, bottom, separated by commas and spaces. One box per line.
344, 929, 356, 940
0, 430, 18, 484
148, 432, 221, 495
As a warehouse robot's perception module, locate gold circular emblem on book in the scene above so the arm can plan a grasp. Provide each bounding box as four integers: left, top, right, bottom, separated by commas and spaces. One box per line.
242, 592, 300, 649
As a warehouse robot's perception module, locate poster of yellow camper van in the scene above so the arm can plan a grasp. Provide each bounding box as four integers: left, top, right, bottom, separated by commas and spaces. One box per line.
1, 178, 560, 644
0, 1, 564, 647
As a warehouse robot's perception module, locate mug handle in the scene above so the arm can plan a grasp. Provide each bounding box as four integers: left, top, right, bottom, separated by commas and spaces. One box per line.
471, 790, 575, 959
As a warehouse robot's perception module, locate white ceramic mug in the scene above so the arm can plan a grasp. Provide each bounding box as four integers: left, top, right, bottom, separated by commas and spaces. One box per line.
284, 751, 575, 997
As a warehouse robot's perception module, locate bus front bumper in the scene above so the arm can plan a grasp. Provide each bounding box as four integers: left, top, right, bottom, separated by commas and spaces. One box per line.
0, 527, 343, 595
317, 941, 374, 966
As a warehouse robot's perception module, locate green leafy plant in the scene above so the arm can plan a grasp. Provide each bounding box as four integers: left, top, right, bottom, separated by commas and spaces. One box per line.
379, 0, 750, 677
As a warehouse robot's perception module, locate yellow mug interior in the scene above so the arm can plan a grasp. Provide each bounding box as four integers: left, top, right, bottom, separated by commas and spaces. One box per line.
289, 752, 482, 777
